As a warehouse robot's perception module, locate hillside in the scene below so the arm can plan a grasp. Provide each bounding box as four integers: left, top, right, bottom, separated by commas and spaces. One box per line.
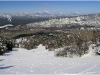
0, 13, 100, 31
27, 13, 100, 28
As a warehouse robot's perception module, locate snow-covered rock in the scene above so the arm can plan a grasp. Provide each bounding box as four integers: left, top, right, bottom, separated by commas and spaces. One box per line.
82, 44, 100, 57
82, 44, 96, 57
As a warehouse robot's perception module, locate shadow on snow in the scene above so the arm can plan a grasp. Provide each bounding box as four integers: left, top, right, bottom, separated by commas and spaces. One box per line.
0, 65, 13, 70
3, 49, 17, 56
0, 59, 4, 61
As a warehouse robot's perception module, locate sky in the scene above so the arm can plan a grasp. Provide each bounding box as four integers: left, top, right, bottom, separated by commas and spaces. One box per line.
0, 1, 100, 16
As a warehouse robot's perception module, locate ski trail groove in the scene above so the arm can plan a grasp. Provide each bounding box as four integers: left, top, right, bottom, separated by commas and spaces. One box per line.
78, 64, 96, 74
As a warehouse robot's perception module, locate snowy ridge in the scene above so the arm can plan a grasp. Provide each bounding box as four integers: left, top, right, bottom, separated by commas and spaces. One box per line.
0, 13, 100, 28
27, 14, 100, 28
0, 24, 13, 28
0, 44, 100, 74
4, 15, 12, 22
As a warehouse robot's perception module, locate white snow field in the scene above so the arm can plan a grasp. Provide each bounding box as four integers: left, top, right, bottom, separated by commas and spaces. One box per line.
0, 44, 100, 75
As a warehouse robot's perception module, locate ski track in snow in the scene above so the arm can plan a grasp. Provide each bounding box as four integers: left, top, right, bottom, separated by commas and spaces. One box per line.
0, 44, 100, 74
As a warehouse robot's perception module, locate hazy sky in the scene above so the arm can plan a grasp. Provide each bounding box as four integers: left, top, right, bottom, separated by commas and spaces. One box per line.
0, 1, 100, 15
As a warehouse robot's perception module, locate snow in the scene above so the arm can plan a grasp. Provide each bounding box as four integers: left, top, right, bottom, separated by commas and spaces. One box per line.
27, 14, 100, 28
0, 24, 13, 28
6, 15, 12, 22
0, 44, 100, 74
16, 38, 27, 43
16, 38, 23, 43
82, 44, 96, 57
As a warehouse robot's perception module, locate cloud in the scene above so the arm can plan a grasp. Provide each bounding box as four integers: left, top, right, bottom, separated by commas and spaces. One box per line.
17, 12, 29, 16
72, 11, 79, 15
44, 3, 49, 6
43, 10, 51, 15
59, 12, 63, 15
33, 11, 42, 15
23, 12, 28, 15
33, 11, 51, 16
40, 3, 50, 6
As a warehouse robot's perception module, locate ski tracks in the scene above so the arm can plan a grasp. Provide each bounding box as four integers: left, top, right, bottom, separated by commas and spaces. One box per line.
78, 64, 97, 74
53, 63, 99, 74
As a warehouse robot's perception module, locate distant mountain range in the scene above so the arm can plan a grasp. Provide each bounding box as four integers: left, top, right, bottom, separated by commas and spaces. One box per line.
0, 15, 60, 26
0, 13, 100, 30
27, 13, 100, 28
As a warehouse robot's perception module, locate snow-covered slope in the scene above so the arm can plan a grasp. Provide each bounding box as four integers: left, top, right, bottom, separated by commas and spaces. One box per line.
27, 14, 100, 28
4, 15, 12, 22
0, 24, 13, 29
0, 13, 100, 29
0, 44, 100, 74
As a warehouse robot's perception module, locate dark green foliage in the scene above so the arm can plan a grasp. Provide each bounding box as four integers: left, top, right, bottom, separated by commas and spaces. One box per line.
0, 37, 14, 55
6, 41, 13, 51
0, 45, 7, 55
